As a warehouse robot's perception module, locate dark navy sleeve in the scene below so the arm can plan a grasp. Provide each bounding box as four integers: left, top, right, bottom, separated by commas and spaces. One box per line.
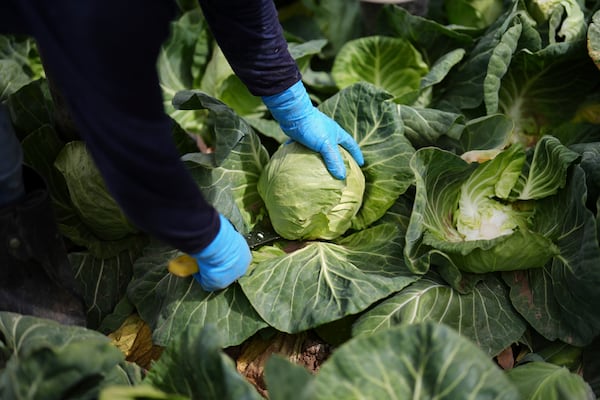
4, 0, 301, 254
9, 0, 220, 254
198, 0, 302, 96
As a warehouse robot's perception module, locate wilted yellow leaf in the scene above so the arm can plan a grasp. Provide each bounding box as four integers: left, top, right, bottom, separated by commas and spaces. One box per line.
235, 331, 331, 397
108, 314, 163, 369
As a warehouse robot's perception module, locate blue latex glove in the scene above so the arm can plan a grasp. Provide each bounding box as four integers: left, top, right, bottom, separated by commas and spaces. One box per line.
191, 214, 251, 291
262, 80, 364, 180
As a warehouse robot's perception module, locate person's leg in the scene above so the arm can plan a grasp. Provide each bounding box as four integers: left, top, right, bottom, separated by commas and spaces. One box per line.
0, 104, 86, 326
0, 0, 30, 34
0, 104, 25, 206
0, 165, 87, 326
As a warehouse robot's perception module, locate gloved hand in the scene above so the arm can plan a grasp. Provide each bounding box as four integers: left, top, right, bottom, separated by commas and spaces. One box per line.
262, 80, 364, 180
191, 214, 251, 291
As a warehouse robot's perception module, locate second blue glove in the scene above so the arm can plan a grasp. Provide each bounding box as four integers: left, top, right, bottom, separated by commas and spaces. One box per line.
262, 80, 364, 180
191, 214, 251, 291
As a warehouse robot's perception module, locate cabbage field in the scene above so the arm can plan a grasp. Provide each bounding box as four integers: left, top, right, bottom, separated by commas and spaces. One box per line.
1, 0, 600, 398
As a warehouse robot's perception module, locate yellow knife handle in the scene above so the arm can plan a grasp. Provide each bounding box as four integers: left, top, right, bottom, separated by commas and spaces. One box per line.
168, 254, 199, 277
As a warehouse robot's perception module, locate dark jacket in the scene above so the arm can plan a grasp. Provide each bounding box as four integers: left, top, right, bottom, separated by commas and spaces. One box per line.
0, 0, 300, 253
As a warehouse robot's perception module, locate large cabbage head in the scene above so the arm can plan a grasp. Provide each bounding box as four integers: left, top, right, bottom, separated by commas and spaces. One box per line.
405, 136, 579, 274
258, 142, 365, 240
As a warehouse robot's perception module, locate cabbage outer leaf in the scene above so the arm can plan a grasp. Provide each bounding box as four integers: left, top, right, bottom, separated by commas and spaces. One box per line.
405, 136, 577, 274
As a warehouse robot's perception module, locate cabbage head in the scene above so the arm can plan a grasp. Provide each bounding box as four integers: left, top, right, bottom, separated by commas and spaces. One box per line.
405, 136, 580, 274
258, 142, 365, 240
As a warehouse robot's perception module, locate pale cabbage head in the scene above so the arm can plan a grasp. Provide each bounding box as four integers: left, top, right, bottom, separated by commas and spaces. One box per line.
456, 199, 520, 241
258, 142, 365, 240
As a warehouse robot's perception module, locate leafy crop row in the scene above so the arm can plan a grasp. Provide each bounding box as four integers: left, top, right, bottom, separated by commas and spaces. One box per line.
1, 0, 600, 398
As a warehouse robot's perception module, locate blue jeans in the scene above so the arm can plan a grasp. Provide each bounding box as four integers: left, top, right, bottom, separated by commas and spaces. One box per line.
0, 104, 25, 207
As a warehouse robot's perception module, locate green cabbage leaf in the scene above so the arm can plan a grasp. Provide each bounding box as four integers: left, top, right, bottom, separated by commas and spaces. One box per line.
405, 135, 578, 274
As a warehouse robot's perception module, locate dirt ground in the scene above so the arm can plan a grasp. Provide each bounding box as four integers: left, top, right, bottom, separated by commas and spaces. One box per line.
228, 330, 333, 398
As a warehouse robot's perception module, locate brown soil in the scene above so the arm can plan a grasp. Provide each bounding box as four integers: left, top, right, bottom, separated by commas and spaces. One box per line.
228, 330, 332, 398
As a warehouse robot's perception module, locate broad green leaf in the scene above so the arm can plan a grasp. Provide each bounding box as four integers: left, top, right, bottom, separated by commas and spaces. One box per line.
459, 114, 514, 152
460, 142, 525, 202
22, 130, 146, 259
21, 125, 72, 222
99, 385, 189, 400
103, 361, 145, 389
127, 242, 267, 348
445, 0, 504, 29
70, 248, 143, 330
6, 79, 54, 140
0, 342, 126, 400
97, 297, 136, 335
569, 142, 600, 206
352, 274, 527, 356
244, 116, 287, 144
200, 46, 264, 117
552, 120, 600, 146
22, 127, 147, 259
433, 228, 557, 272
0, 60, 31, 103
300, 67, 338, 92
173, 91, 252, 167
506, 362, 595, 400
55, 141, 138, 241
484, 21, 522, 114
419, 48, 465, 92
288, 39, 327, 73
199, 46, 234, 101
589, 10, 600, 70
428, 250, 486, 293
504, 166, 600, 345
583, 336, 600, 397
218, 75, 265, 117
64, 224, 148, 261
376, 5, 474, 64
0, 312, 127, 400
183, 118, 269, 233
0, 312, 108, 358
497, 47, 600, 141
158, 8, 211, 134
319, 83, 416, 230
312, 322, 519, 399
375, 191, 415, 234
331, 36, 429, 103
405, 147, 475, 273
544, 0, 587, 44
145, 324, 262, 400
264, 356, 316, 400
298, 0, 362, 58
398, 105, 465, 149
435, 3, 538, 112
158, 9, 208, 95
0, 36, 44, 101
239, 223, 419, 333
522, 341, 584, 371
512, 135, 580, 199
171, 120, 201, 156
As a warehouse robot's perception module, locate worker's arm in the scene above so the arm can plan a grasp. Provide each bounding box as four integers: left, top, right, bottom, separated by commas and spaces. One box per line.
12, 1, 220, 253
199, 0, 364, 178
198, 0, 301, 96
